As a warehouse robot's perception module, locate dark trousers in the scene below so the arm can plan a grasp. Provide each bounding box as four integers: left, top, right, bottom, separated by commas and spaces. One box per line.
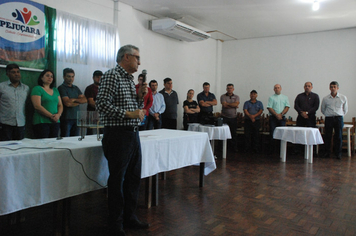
146, 114, 162, 130
0, 124, 25, 141
183, 114, 199, 130
60, 119, 79, 137
198, 111, 212, 123
295, 115, 316, 153
244, 119, 261, 152
102, 127, 142, 226
162, 118, 177, 130
296, 115, 316, 128
222, 116, 237, 146
33, 123, 60, 139
324, 116, 344, 156
269, 115, 286, 153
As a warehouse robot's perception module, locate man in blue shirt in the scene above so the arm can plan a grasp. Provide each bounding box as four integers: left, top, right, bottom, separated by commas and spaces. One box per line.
147, 80, 166, 129
243, 90, 264, 153
197, 82, 217, 122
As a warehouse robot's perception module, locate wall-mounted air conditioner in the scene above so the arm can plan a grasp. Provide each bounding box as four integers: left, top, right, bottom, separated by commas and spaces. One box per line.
149, 18, 211, 42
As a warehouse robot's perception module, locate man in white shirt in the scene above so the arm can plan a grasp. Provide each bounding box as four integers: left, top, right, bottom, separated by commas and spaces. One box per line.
0, 64, 29, 141
321, 81, 348, 159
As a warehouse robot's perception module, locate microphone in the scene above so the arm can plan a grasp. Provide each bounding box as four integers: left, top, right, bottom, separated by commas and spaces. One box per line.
142, 69, 147, 75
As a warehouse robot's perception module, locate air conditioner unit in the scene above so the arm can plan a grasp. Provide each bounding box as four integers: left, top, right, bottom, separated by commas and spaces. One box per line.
149, 18, 211, 42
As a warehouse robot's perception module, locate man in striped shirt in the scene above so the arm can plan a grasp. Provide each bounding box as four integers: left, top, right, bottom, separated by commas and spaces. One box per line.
96, 45, 149, 236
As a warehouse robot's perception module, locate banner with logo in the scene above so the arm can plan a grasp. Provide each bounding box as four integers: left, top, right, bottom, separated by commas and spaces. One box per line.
0, 0, 47, 69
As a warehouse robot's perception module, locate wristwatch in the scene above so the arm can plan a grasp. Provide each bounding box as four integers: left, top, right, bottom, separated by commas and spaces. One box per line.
305, 112, 308, 115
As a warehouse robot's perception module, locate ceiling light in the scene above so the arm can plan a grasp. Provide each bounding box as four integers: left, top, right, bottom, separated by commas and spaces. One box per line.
312, 0, 320, 11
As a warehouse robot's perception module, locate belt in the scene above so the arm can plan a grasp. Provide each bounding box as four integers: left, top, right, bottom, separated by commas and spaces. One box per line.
326, 116, 342, 118
106, 126, 139, 132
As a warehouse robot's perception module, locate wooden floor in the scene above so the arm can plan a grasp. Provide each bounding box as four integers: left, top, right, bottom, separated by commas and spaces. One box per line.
2, 146, 356, 236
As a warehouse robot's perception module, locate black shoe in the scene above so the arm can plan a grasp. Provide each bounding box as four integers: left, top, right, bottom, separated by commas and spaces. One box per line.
336, 154, 342, 159
253, 149, 260, 154
123, 219, 150, 229
228, 146, 238, 153
109, 225, 126, 236
321, 152, 330, 158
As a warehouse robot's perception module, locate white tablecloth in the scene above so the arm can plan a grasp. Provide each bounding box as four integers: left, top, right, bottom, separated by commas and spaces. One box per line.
273, 127, 324, 163
273, 127, 324, 145
188, 123, 232, 140
0, 129, 215, 215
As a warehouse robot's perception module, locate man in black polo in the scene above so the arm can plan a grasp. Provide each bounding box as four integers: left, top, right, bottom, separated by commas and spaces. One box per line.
197, 82, 217, 122
96, 44, 149, 236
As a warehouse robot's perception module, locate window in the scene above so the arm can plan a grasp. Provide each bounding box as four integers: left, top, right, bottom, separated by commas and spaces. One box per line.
56, 10, 119, 68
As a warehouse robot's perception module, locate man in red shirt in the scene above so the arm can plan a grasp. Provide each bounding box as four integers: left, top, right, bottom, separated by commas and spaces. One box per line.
135, 73, 153, 130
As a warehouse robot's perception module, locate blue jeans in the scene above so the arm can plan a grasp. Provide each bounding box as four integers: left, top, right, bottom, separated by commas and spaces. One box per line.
0, 124, 25, 141
146, 114, 162, 130
102, 126, 142, 226
33, 123, 60, 139
60, 119, 79, 137
324, 116, 344, 156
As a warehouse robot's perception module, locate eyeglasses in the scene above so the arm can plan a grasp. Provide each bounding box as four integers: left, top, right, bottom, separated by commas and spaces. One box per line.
128, 54, 140, 62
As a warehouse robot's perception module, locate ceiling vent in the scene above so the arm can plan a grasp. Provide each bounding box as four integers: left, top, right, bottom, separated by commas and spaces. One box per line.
149, 18, 211, 42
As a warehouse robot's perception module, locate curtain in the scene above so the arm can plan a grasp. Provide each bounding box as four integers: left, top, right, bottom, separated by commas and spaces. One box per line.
56, 10, 120, 68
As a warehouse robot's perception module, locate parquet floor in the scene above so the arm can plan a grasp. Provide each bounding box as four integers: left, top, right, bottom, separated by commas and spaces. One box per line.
1, 146, 356, 236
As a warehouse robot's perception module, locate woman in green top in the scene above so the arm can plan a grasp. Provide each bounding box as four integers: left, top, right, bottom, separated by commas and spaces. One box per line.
31, 69, 63, 138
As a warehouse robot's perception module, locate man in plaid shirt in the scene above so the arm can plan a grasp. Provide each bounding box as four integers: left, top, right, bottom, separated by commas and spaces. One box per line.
96, 45, 149, 236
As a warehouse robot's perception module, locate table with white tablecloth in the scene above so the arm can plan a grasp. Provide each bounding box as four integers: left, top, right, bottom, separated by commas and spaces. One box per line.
0, 129, 215, 216
273, 127, 324, 163
188, 123, 232, 159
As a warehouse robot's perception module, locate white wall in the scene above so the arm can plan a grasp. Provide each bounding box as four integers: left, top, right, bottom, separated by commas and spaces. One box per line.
32, 0, 356, 123
32, 0, 219, 129
222, 29, 356, 121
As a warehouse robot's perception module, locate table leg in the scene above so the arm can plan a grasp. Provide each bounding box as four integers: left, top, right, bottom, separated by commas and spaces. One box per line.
280, 140, 287, 162
152, 174, 159, 207
308, 145, 313, 164
223, 139, 227, 159
210, 140, 215, 154
304, 145, 308, 160
199, 163, 205, 187
53, 198, 70, 236
145, 177, 152, 209
347, 127, 351, 157
160, 172, 166, 180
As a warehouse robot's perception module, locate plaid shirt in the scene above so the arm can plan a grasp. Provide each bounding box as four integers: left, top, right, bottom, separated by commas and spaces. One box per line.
96, 65, 143, 126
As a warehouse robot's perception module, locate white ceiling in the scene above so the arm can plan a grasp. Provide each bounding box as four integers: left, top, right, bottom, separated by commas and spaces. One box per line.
119, 0, 356, 41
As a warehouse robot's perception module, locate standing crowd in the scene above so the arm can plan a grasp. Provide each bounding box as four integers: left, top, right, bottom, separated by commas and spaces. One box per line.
0, 62, 349, 160
0, 44, 349, 236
